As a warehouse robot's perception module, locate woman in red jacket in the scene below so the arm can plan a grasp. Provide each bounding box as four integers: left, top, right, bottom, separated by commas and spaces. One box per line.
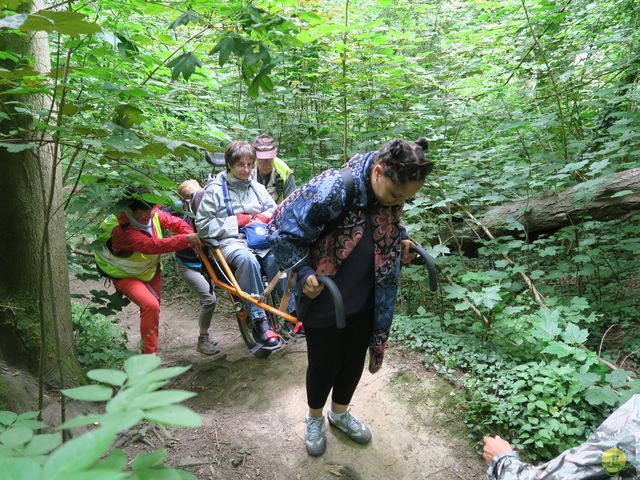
95, 190, 202, 354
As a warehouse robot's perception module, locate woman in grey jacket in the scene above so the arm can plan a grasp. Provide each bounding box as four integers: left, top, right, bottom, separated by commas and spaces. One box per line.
196, 140, 284, 350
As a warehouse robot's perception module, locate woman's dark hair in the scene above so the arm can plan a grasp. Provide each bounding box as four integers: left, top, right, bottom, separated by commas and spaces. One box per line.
224, 140, 256, 172
125, 186, 153, 211
374, 138, 433, 184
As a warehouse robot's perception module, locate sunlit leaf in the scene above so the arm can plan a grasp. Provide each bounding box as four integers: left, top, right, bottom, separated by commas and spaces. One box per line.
87, 369, 127, 387
61, 385, 113, 402
45, 427, 115, 478
561, 323, 589, 344
143, 405, 202, 427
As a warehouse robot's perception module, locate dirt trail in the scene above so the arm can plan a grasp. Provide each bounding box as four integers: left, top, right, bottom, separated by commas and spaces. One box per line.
70, 276, 486, 480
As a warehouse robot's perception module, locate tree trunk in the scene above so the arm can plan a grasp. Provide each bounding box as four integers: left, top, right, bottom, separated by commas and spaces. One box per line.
440, 167, 640, 255
0, 0, 83, 386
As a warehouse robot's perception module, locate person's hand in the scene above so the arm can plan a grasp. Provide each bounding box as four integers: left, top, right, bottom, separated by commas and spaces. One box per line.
400, 239, 417, 265
482, 435, 513, 465
303, 274, 325, 299
253, 213, 270, 224
237, 213, 251, 228
186, 233, 202, 247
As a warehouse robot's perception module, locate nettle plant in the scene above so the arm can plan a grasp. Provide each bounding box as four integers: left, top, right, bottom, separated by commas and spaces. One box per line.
0, 355, 200, 480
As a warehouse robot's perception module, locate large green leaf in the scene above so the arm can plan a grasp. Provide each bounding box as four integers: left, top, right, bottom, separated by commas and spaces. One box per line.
606, 369, 631, 389
166, 52, 202, 81
533, 310, 561, 341
0, 426, 33, 448
45, 427, 115, 479
0, 411, 17, 426
24, 433, 62, 456
0, 142, 37, 153
58, 414, 103, 430
20, 11, 100, 37
0, 457, 42, 480
131, 449, 167, 470
97, 448, 128, 470
585, 385, 618, 406
61, 385, 114, 402
106, 382, 157, 414
541, 341, 574, 358
60, 410, 144, 432
210, 35, 241, 66
143, 405, 202, 428
114, 103, 146, 128
168, 9, 199, 29
87, 369, 128, 387
123, 354, 161, 379
127, 391, 197, 410
561, 323, 589, 345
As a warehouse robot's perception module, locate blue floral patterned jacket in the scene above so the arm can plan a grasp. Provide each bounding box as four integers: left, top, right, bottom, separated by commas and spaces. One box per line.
267, 152, 408, 372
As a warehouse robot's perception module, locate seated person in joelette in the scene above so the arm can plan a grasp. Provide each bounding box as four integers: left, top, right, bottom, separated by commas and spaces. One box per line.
195, 140, 287, 349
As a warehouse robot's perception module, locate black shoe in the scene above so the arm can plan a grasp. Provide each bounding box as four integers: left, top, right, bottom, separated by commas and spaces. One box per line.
256, 318, 279, 348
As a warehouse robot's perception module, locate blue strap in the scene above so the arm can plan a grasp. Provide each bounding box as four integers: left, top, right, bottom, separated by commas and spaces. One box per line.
249, 184, 266, 211
221, 175, 265, 217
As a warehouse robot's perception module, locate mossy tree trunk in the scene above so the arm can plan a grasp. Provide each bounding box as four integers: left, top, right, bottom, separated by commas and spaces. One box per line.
0, 0, 83, 387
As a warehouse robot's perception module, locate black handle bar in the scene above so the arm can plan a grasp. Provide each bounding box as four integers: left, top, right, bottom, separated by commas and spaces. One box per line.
316, 275, 346, 329
409, 243, 438, 292
204, 151, 225, 167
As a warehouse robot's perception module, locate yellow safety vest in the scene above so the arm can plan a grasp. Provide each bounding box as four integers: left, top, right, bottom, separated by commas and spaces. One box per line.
94, 213, 163, 282
257, 157, 293, 203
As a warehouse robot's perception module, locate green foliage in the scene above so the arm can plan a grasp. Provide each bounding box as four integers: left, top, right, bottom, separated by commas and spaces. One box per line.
0, 356, 198, 479
465, 361, 602, 461
70, 302, 130, 370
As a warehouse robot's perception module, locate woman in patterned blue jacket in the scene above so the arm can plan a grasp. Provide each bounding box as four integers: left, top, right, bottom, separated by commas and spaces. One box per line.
267, 138, 432, 456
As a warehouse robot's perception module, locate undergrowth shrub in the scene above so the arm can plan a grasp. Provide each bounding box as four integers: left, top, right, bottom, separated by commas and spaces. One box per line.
71, 301, 130, 369
391, 310, 637, 462
0, 355, 200, 479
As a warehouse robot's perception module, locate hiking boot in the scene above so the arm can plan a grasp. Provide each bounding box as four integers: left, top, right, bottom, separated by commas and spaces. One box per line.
305, 415, 326, 456
196, 335, 220, 355
328, 410, 372, 444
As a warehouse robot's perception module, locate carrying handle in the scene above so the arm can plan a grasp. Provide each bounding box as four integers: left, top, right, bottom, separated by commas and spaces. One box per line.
408, 243, 438, 292
316, 275, 346, 329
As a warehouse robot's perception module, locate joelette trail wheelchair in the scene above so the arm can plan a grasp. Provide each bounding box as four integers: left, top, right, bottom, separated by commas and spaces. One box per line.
195, 239, 438, 358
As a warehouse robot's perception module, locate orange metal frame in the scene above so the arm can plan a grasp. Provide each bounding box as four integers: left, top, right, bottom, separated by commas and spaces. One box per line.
196, 246, 297, 324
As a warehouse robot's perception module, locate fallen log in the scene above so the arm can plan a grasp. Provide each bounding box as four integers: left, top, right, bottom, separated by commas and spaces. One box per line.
440, 167, 640, 254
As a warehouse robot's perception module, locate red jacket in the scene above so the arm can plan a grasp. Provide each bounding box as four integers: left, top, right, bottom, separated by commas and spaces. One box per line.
111, 207, 193, 257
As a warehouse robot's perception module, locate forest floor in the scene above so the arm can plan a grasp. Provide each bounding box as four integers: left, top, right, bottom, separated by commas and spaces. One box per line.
69, 275, 486, 480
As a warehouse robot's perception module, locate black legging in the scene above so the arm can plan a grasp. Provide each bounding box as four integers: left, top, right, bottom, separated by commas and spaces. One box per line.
304, 309, 374, 409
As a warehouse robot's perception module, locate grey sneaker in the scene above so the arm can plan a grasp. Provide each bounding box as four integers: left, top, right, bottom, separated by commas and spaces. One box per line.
305, 415, 326, 456
196, 335, 220, 355
328, 410, 372, 444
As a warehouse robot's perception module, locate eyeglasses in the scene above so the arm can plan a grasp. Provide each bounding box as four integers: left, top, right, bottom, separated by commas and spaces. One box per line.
234, 162, 254, 170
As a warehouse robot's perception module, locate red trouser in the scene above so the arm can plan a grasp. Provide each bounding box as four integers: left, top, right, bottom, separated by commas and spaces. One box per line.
114, 271, 162, 354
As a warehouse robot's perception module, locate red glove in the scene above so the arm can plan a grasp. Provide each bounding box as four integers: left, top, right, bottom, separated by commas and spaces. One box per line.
253, 213, 270, 224
237, 213, 251, 228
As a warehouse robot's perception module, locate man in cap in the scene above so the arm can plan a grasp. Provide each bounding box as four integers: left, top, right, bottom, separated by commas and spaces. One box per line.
252, 134, 296, 204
